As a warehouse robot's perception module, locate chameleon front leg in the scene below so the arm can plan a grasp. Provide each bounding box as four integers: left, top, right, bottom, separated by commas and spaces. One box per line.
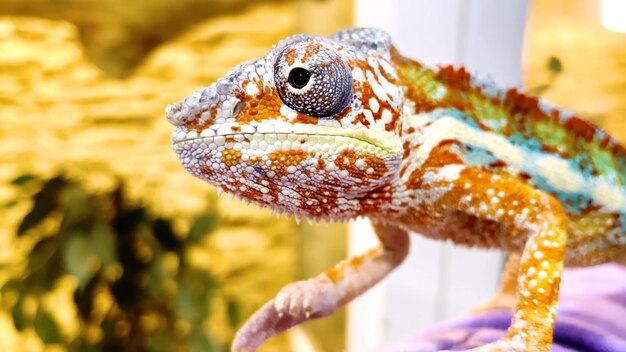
431, 167, 568, 351
231, 222, 409, 352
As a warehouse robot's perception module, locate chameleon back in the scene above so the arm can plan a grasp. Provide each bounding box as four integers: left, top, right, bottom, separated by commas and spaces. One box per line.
391, 50, 626, 264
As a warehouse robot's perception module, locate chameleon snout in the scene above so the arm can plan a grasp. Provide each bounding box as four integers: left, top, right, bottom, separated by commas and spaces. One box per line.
165, 80, 243, 128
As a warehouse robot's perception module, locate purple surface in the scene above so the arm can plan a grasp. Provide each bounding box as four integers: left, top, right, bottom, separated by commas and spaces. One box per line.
376, 264, 626, 352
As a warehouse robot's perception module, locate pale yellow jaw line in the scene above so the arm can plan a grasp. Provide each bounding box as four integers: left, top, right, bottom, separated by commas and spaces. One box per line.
173, 121, 402, 158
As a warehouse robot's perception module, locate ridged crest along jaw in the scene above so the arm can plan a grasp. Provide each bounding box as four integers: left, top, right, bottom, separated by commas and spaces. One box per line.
170, 119, 403, 220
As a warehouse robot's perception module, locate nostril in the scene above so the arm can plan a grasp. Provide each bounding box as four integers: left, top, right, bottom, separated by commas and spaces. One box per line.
165, 102, 184, 126
233, 101, 243, 117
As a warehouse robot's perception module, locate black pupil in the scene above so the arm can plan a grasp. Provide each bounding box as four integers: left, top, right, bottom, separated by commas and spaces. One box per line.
288, 68, 311, 89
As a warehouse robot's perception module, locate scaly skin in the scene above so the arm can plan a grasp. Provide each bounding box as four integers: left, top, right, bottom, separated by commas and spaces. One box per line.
165, 28, 626, 351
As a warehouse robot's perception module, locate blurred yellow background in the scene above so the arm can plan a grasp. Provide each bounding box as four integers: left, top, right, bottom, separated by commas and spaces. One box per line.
0, 1, 351, 351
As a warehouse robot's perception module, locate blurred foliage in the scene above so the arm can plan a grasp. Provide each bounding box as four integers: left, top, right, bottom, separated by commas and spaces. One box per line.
527, 56, 563, 96
1, 173, 230, 351
524, 0, 626, 132
0, 1, 351, 350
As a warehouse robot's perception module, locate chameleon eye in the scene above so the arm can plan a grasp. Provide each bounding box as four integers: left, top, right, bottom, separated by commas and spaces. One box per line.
274, 40, 352, 118
287, 67, 311, 89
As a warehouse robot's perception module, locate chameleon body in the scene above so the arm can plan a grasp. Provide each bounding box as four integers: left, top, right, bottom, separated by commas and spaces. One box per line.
165, 28, 626, 351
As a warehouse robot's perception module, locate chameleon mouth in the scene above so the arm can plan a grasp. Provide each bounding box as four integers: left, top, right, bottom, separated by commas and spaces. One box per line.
172, 122, 402, 157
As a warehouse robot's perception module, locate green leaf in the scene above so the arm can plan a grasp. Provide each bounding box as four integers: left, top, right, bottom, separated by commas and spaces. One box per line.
146, 254, 167, 296
1, 279, 20, 299
187, 329, 224, 352
73, 272, 99, 319
153, 218, 181, 251
226, 298, 240, 328
527, 84, 550, 96
187, 214, 218, 242
175, 273, 216, 324
547, 56, 562, 74
18, 177, 67, 235
92, 225, 117, 266
28, 237, 58, 273
34, 305, 62, 344
11, 296, 26, 331
62, 235, 99, 289
175, 281, 207, 324
23, 237, 63, 292
11, 174, 39, 186
146, 332, 171, 352
60, 185, 98, 231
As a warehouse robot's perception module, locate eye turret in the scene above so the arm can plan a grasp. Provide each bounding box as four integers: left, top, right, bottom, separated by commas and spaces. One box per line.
274, 40, 352, 118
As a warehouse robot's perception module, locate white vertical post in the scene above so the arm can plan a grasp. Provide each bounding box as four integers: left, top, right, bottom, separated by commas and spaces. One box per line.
346, 218, 385, 352
348, 4, 400, 350
349, 0, 529, 350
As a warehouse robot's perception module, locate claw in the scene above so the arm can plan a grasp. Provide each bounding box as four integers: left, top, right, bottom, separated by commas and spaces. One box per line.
289, 299, 299, 316
274, 298, 284, 312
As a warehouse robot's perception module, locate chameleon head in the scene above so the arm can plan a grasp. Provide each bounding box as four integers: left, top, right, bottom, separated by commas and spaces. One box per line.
166, 28, 405, 221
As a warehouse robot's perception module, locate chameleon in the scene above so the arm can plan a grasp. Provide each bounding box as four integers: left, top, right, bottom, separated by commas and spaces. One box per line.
165, 28, 626, 351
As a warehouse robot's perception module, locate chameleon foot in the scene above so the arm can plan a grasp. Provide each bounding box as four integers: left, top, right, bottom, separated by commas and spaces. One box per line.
274, 275, 339, 319
231, 275, 340, 352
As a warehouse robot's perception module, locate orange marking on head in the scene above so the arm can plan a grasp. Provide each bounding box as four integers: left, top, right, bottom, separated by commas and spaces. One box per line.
221, 149, 242, 167
334, 151, 388, 181
379, 63, 399, 85
292, 113, 317, 124
402, 141, 411, 160
269, 150, 310, 166
399, 164, 410, 178
317, 157, 326, 171
189, 105, 219, 132
199, 165, 218, 178
384, 109, 401, 132
267, 150, 312, 177
353, 112, 371, 127
301, 42, 322, 63
245, 156, 264, 166
236, 84, 283, 124
349, 58, 402, 132
284, 48, 298, 66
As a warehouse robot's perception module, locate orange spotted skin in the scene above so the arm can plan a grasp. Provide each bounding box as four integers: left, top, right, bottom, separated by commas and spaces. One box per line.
165, 28, 625, 351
